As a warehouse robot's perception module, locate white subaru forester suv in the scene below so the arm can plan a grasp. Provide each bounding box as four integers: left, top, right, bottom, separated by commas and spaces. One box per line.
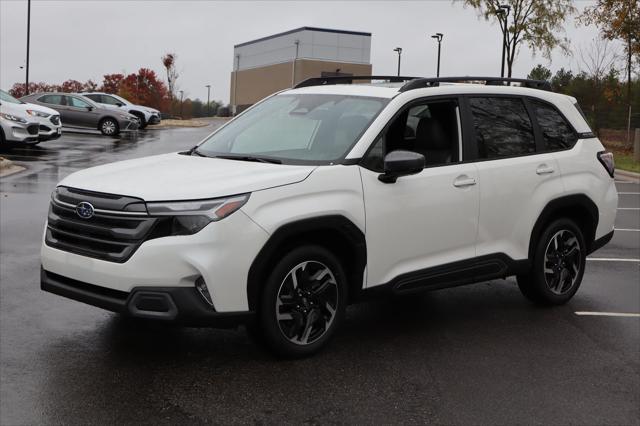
41, 76, 617, 357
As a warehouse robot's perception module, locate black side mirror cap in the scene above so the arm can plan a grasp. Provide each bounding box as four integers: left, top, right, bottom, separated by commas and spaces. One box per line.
378, 150, 425, 183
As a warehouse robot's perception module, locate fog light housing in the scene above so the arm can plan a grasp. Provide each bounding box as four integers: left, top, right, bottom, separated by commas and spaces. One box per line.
195, 277, 214, 307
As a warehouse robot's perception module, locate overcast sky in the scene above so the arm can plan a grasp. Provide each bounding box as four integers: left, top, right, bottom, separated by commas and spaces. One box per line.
1, 0, 605, 104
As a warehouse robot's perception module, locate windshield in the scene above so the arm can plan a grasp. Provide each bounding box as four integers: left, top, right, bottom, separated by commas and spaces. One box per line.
0, 90, 24, 104
196, 94, 389, 164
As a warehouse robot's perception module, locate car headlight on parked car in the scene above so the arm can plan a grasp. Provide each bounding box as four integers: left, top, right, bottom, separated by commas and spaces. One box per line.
26, 109, 51, 118
146, 194, 250, 235
0, 112, 28, 123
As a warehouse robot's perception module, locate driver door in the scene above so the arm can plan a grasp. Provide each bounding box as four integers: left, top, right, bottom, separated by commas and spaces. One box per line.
360, 98, 480, 291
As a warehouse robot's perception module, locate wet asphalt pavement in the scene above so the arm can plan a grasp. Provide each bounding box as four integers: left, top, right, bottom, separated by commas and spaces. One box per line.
1, 123, 639, 425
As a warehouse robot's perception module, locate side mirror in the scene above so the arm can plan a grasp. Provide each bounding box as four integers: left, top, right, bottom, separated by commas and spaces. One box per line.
378, 150, 425, 183
86, 106, 94, 111
116, 102, 124, 107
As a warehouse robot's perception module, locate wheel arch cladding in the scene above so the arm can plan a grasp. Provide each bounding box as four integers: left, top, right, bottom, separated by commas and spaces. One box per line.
528, 194, 599, 258
247, 215, 367, 311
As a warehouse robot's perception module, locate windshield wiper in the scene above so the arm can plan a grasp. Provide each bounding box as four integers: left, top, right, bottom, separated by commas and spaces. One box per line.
213, 154, 282, 164
189, 146, 207, 157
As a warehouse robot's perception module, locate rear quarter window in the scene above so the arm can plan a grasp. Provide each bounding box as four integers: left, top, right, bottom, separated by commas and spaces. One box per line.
530, 100, 578, 151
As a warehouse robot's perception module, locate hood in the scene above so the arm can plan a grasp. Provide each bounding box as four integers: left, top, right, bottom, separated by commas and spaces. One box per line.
1, 101, 59, 117
58, 152, 316, 201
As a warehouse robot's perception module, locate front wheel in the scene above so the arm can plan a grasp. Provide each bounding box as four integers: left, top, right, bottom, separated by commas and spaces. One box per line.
99, 118, 120, 136
257, 245, 347, 358
517, 218, 586, 305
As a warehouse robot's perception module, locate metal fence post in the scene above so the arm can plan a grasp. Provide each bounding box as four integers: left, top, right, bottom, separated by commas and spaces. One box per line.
634, 128, 640, 162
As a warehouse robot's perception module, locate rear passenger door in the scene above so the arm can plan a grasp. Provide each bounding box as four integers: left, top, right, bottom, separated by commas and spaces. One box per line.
65, 96, 99, 128
467, 96, 563, 262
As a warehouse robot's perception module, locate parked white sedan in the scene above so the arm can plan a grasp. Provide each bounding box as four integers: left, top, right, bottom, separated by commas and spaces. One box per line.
1, 90, 62, 144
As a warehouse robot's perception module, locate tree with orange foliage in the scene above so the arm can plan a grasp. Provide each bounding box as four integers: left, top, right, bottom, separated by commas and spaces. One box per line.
117, 69, 169, 112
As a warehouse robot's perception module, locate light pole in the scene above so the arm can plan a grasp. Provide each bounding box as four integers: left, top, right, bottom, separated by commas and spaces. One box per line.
291, 40, 299, 87
205, 84, 211, 116
430, 33, 443, 77
25, 0, 31, 95
179, 90, 184, 118
497, 4, 510, 78
233, 54, 240, 115
393, 47, 402, 76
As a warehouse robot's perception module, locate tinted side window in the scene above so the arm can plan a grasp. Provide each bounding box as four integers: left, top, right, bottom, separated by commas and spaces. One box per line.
67, 96, 90, 108
102, 95, 122, 106
39, 95, 63, 105
84, 94, 102, 103
469, 97, 535, 159
531, 100, 577, 150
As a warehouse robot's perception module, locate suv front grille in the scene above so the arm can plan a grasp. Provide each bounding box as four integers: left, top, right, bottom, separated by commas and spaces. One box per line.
50, 115, 60, 125
45, 187, 160, 263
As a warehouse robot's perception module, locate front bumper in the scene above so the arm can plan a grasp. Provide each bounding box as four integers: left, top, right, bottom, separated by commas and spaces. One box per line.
121, 118, 140, 131
41, 269, 254, 326
1, 120, 39, 143
41, 208, 270, 312
147, 114, 161, 125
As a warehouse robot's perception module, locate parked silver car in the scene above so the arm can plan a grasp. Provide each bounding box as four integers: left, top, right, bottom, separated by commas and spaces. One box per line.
21, 92, 139, 136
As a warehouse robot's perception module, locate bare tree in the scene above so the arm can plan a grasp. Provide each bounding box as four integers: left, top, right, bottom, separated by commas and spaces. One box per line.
161, 53, 179, 101
578, 38, 620, 83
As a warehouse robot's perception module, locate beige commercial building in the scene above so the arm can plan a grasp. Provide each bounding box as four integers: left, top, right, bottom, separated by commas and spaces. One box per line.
230, 27, 373, 113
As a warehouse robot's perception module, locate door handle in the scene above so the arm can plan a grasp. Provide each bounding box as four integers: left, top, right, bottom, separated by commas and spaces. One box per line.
536, 165, 555, 175
453, 176, 477, 188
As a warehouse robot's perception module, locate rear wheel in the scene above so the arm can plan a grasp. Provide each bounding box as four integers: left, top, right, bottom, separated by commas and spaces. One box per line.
517, 218, 586, 305
256, 245, 347, 358
99, 118, 119, 136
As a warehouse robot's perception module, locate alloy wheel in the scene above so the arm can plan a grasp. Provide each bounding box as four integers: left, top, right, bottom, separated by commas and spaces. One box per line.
543, 229, 582, 295
102, 120, 116, 135
275, 261, 339, 345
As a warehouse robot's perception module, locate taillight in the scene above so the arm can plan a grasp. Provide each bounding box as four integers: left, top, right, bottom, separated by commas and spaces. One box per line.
597, 151, 615, 178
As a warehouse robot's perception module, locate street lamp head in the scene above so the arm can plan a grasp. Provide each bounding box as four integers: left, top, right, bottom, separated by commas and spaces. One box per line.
499, 4, 511, 14
393, 47, 402, 54
431, 33, 443, 42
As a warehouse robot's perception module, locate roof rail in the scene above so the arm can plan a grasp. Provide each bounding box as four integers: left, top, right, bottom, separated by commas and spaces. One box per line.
399, 76, 552, 92
294, 75, 419, 89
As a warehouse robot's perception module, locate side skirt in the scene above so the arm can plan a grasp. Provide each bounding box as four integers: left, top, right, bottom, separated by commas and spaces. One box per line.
360, 253, 530, 299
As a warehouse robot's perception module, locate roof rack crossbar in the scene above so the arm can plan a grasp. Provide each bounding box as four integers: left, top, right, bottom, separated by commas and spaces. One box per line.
399, 76, 551, 92
294, 75, 419, 89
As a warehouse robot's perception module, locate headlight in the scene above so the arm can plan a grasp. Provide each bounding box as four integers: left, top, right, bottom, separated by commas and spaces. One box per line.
26, 109, 51, 118
0, 113, 27, 123
146, 194, 250, 236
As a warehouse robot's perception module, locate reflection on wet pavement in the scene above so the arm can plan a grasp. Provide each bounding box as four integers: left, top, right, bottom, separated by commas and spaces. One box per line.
0, 122, 221, 195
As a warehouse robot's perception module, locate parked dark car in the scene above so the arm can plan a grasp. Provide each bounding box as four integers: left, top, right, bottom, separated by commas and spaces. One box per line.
21, 93, 139, 136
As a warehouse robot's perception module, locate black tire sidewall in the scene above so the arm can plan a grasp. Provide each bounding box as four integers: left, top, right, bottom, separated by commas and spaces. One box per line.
258, 245, 347, 358
529, 218, 587, 304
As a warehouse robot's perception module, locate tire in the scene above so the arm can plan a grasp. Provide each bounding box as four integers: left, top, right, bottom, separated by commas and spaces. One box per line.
99, 118, 120, 136
131, 112, 147, 129
256, 245, 347, 358
517, 218, 586, 305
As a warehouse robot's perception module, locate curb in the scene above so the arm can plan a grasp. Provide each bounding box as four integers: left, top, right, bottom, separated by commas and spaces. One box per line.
0, 157, 26, 178
615, 169, 640, 182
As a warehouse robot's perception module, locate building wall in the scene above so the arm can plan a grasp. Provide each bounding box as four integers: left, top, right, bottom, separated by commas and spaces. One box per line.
230, 59, 372, 112
234, 27, 371, 71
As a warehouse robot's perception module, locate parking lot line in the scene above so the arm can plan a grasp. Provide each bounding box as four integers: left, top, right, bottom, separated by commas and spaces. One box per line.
617, 207, 640, 210
575, 311, 640, 317
614, 228, 640, 232
618, 192, 640, 195
587, 257, 640, 262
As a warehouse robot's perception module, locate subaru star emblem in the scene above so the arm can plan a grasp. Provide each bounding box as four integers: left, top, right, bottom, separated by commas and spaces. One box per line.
75, 201, 94, 219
